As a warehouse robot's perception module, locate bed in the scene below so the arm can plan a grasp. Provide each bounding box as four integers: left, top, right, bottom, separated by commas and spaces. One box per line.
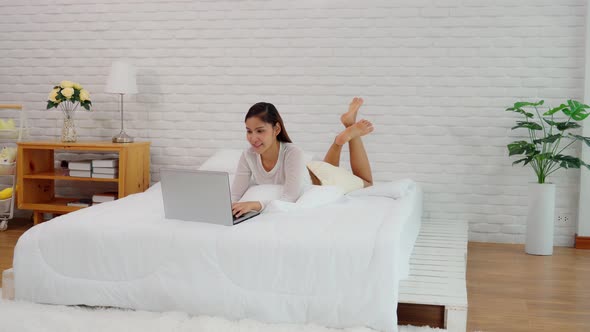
13, 159, 422, 332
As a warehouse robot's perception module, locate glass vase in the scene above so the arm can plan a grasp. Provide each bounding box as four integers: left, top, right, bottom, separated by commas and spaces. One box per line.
61, 117, 77, 142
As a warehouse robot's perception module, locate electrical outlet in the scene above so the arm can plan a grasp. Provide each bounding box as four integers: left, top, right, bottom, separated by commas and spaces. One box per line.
557, 214, 574, 226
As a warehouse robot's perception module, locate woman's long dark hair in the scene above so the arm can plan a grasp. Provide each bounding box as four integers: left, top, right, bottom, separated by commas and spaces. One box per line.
245, 102, 292, 143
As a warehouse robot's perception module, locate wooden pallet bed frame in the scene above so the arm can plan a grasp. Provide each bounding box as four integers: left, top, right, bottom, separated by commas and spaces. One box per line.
397, 219, 469, 332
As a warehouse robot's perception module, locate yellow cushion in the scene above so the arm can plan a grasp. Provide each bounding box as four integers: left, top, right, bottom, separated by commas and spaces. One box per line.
306, 161, 364, 194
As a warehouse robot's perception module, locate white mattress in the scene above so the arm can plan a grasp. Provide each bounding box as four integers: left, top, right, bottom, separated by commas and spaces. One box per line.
14, 181, 422, 332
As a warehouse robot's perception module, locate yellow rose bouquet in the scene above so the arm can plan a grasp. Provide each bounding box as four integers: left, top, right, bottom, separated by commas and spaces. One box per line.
47, 80, 92, 116
47, 81, 92, 142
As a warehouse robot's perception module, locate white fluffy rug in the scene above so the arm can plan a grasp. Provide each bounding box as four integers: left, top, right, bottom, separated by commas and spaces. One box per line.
0, 290, 444, 332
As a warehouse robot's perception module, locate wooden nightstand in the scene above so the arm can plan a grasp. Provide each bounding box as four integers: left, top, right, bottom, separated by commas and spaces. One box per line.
17, 141, 150, 224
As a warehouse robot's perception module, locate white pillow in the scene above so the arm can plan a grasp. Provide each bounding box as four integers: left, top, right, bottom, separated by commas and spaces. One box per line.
263, 185, 344, 213
239, 184, 283, 202
199, 149, 243, 175
296, 185, 344, 208
306, 161, 364, 194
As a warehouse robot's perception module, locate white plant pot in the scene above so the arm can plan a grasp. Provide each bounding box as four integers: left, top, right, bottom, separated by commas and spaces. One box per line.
525, 183, 555, 255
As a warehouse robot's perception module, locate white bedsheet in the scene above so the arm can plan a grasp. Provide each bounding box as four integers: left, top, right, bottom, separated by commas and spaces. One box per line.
14, 180, 421, 332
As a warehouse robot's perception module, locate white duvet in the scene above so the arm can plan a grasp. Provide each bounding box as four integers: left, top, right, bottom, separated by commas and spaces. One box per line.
14, 180, 421, 332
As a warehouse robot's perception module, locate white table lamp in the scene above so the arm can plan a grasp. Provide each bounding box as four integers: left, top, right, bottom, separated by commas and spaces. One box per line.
105, 61, 138, 143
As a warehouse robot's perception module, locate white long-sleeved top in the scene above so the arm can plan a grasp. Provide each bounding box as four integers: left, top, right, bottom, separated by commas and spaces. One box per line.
231, 142, 311, 210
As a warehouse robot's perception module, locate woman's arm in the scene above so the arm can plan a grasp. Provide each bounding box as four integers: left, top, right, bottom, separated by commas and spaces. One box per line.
233, 147, 307, 217
279, 147, 308, 203
231, 151, 266, 216
230, 152, 252, 203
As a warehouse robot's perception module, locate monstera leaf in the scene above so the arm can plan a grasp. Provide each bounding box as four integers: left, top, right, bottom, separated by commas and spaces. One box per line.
506, 99, 590, 183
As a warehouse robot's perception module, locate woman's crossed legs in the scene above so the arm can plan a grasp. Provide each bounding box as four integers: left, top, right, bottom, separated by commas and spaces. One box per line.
311, 97, 374, 188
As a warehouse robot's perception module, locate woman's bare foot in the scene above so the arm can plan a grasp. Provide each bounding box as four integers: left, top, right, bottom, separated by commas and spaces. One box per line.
340, 97, 364, 127
334, 119, 374, 146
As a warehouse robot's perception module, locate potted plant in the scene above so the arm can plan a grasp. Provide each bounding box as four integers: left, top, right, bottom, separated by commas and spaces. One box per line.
506, 100, 590, 255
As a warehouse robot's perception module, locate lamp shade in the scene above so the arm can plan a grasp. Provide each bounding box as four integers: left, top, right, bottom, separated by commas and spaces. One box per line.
105, 61, 138, 94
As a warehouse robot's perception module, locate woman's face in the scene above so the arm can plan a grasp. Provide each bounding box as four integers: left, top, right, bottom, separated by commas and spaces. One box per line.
245, 116, 279, 154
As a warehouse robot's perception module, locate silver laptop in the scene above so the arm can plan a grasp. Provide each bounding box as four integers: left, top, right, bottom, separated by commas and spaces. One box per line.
160, 169, 259, 226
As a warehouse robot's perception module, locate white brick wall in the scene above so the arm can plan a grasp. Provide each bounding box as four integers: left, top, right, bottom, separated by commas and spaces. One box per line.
0, 0, 586, 246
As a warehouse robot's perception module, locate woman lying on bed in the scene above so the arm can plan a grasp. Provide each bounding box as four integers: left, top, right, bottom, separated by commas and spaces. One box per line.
231, 97, 374, 218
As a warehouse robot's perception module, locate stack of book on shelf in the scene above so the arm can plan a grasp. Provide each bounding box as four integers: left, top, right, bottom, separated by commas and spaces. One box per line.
92, 159, 118, 179
92, 192, 117, 205
68, 160, 92, 178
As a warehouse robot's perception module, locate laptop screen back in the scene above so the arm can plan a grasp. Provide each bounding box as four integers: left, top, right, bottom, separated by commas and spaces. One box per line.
160, 169, 234, 226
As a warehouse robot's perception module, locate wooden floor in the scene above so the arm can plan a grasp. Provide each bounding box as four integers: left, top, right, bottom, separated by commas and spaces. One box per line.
1, 220, 589, 331
467, 242, 590, 332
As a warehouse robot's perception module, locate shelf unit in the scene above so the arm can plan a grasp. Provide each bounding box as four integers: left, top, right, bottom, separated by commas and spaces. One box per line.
0, 104, 28, 231
17, 141, 150, 225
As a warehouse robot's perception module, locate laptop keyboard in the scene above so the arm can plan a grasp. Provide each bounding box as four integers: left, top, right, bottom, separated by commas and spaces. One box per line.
233, 211, 259, 224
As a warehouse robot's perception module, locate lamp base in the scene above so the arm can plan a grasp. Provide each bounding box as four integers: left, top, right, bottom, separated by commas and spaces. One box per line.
112, 131, 134, 143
